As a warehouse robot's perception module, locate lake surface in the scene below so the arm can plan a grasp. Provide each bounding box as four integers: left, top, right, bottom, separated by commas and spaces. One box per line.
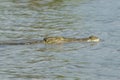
0, 0, 120, 80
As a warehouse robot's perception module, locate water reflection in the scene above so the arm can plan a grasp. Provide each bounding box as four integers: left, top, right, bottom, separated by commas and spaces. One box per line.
29, 0, 63, 10
1, 0, 79, 38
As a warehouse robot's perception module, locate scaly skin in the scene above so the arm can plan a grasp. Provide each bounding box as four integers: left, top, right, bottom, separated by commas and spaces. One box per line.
0, 35, 100, 45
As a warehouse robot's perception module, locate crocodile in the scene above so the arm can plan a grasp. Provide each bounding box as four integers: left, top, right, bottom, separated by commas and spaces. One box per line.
0, 35, 100, 45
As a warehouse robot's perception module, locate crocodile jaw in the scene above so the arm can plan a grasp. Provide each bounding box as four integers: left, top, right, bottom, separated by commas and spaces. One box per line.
87, 38, 100, 42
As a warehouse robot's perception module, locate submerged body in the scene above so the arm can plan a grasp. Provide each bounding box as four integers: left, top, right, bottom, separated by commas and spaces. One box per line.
0, 35, 100, 45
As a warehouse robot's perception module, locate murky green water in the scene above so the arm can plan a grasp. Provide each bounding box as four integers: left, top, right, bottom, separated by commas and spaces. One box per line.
0, 0, 120, 80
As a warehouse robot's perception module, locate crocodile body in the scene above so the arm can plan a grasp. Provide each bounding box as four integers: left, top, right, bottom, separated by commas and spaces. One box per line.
0, 35, 100, 45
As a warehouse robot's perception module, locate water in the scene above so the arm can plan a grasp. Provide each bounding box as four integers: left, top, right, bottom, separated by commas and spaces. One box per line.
0, 0, 120, 80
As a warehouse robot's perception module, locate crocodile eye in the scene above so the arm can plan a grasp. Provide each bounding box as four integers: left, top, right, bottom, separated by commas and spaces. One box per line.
43, 38, 47, 41
89, 36, 98, 39
89, 36, 94, 39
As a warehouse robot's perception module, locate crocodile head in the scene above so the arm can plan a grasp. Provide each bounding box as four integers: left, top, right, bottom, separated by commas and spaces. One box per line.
87, 35, 100, 42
